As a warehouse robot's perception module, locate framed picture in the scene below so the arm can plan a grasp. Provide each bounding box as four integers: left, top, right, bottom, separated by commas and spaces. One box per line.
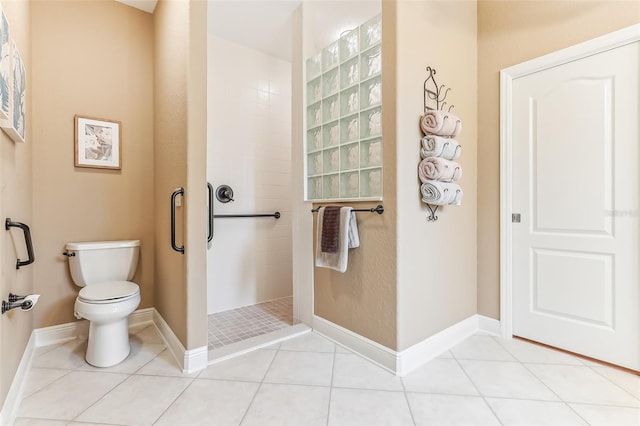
74, 115, 121, 169
3, 39, 25, 143
0, 5, 10, 121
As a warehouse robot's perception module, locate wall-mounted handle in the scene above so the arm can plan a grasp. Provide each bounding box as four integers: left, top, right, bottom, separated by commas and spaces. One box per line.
170, 188, 185, 254
207, 182, 214, 243
216, 185, 234, 203
5, 218, 35, 269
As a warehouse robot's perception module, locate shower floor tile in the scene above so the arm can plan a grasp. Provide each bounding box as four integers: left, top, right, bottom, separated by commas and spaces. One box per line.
208, 297, 294, 350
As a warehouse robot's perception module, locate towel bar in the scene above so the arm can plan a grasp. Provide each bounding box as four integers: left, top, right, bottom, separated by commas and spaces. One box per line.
311, 205, 383, 215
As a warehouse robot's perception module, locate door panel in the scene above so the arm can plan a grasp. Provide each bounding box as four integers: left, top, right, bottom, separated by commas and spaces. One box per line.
512, 41, 639, 371
533, 78, 614, 235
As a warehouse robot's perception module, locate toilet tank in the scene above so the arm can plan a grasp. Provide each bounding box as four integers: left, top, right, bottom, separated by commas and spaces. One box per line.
65, 240, 140, 287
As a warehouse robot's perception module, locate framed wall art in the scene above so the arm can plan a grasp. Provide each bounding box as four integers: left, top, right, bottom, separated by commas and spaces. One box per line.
0, 5, 10, 121
3, 39, 25, 143
74, 115, 122, 169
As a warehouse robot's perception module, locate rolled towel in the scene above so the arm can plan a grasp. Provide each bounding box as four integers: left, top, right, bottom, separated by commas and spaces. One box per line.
420, 135, 461, 160
418, 157, 462, 183
420, 110, 462, 137
421, 181, 463, 206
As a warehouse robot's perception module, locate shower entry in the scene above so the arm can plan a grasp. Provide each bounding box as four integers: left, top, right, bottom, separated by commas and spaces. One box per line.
205, 0, 383, 356
205, 4, 296, 353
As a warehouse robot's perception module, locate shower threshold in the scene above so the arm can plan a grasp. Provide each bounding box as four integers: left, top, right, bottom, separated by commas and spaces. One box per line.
208, 296, 296, 351
207, 323, 310, 365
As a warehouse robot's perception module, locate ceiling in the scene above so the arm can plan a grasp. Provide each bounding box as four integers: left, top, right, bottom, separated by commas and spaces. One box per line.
115, 0, 157, 13
114, 0, 380, 62
207, 1, 302, 61
207, 1, 379, 62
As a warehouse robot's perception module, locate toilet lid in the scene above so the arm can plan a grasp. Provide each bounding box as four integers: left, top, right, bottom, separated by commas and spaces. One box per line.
78, 281, 139, 302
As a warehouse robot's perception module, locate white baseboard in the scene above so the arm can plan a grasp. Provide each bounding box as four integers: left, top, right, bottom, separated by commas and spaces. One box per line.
0, 332, 36, 426
34, 321, 87, 347
477, 314, 501, 336
314, 314, 502, 376
397, 315, 480, 375
151, 308, 185, 369
183, 346, 209, 374
30, 308, 202, 375
129, 308, 154, 327
313, 315, 398, 374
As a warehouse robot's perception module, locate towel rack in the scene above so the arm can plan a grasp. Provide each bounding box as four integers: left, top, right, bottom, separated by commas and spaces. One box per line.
421, 66, 460, 221
424, 66, 455, 113
214, 212, 280, 219
311, 205, 384, 215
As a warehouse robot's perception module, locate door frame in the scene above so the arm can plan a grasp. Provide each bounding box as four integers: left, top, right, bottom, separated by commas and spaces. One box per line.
499, 24, 640, 339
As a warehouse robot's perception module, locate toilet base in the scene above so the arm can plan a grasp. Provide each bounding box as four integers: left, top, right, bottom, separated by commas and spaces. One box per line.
86, 317, 131, 367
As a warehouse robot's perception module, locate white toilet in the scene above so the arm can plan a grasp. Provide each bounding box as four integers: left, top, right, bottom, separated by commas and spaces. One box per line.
65, 240, 141, 367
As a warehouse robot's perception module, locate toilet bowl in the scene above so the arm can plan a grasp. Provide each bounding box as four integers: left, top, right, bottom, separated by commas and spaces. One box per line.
65, 240, 141, 368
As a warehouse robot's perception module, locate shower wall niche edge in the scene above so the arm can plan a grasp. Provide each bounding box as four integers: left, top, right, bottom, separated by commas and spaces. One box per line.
305, 14, 383, 202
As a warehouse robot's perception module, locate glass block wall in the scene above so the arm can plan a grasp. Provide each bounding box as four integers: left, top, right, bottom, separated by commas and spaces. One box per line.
305, 14, 382, 201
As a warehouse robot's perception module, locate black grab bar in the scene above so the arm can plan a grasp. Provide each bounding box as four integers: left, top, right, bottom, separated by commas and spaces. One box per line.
171, 188, 185, 254
214, 212, 280, 219
5, 218, 35, 269
207, 183, 214, 243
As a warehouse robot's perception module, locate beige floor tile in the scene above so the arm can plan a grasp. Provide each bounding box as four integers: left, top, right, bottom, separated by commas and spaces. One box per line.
407, 393, 500, 426
242, 383, 330, 426
156, 379, 259, 426
18, 371, 128, 421
74, 375, 193, 426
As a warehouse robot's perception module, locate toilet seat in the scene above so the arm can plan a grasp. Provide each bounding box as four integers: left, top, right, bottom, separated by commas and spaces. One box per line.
78, 281, 140, 304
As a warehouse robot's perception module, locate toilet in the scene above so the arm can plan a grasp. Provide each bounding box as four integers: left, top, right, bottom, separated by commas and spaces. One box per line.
65, 240, 141, 367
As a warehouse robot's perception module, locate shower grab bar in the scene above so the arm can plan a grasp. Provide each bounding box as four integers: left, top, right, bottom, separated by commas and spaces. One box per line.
5, 218, 35, 269
310, 205, 384, 215
214, 212, 281, 219
170, 188, 185, 254
207, 183, 214, 243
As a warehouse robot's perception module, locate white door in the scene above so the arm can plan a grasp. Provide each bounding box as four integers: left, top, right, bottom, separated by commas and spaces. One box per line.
511, 41, 640, 371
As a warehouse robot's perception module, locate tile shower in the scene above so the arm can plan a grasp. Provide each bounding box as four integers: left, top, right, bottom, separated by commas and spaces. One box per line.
206, 35, 294, 351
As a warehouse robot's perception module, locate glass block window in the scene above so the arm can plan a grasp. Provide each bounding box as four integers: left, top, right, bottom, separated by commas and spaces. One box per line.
305, 14, 383, 201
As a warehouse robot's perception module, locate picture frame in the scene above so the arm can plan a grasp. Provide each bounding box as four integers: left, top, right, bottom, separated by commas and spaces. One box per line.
3, 39, 25, 143
0, 5, 10, 121
74, 115, 121, 170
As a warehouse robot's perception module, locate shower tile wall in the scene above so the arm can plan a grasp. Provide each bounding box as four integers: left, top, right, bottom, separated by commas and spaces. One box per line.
207, 35, 293, 314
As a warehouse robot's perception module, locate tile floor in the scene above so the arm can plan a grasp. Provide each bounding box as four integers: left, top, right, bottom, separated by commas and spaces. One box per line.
208, 297, 294, 350
14, 325, 640, 426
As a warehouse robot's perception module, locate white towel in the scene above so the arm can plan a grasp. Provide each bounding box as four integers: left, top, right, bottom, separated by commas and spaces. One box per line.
419, 110, 462, 137
420, 135, 461, 160
315, 207, 360, 273
418, 157, 462, 183
420, 180, 463, 206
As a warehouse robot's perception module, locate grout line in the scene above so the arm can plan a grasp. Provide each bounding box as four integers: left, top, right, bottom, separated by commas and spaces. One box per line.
150, 376, 198, 425
400, 376, 417, 426
237, 344, 280, 425
325, 342, 337, 426
68, 373, 131, 423
451, 351, 505, 425
519, 362, 591, 424
587, 365, 640, 402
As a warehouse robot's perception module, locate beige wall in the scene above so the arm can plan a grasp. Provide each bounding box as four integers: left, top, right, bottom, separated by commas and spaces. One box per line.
30, 0, 154, 328
395, 0, 478, 350
312, 0, 478, 351
153, 0, 188, 345
311, 2, 397, 350
153, 0, 208, 350
1, 0, 32, 409
185, 0, 207, 350
477, 0, 640, 319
